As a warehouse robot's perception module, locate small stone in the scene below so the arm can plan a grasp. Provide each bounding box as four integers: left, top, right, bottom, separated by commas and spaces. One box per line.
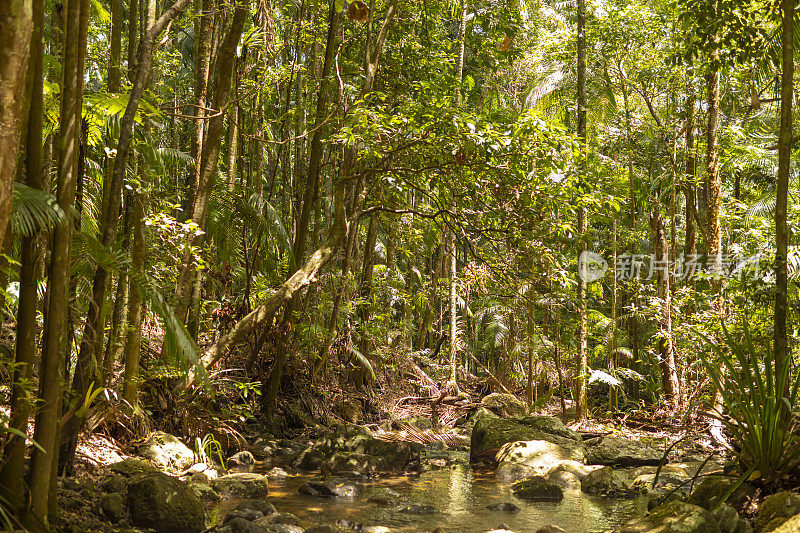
127, 472, 204, 533
486, 503, 520, 513
580, 466, 639, 498
225, 509, 264, 523
237, 500, 277, 516
755, 492, 800, 532
267, 467, 289, 478
368, 494, 397, 506
140, 432, 196, 472
298, 481, 336, 498
110, 458, 159, 477
254, 512, 302, 527
228, 450, 256, 467
100, 474, 128, 494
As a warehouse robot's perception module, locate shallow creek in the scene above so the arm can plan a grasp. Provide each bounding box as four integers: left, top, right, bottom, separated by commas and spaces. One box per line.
215, 450, 648, 532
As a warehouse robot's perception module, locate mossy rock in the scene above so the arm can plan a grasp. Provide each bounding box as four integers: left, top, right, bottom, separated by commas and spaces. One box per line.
211, 473, 270, 498
581, 466, 640, 498
127, 472, 204, 533
495, 440, 586, 475
756, 492, 800, 532
294, 426, 419, 473
687, 476, 756, 511
617, 501, 721, 533
480, 393, 528, 417
109, 458, 159, 477
585, 435, 663, 467
471, 416, 582, 461
511, 476, 564, 502
140, 432, 196, 472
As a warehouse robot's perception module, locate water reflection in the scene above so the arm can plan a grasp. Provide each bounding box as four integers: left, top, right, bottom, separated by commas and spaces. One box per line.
220, 452, 646, 532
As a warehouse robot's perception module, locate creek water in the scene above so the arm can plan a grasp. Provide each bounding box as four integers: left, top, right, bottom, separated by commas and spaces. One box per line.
216, 450, 648, 532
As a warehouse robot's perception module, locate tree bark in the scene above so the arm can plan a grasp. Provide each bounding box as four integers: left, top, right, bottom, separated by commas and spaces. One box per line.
0, 0, 33, 245
650, 207, 680, 407
0, 0, 42, 509
24, 0, 88, 524
122, 186, 146, 408
574, 0, 588, 422
775, 0, 793, 378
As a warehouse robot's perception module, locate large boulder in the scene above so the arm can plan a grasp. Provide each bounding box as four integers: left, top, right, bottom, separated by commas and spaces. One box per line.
511, 476, 564, 502
212, 473, 270, 498
711, 504, 753, 533
140, 432, 196, 472
773, 514, 800, 532
686, 476, 756, 511
294, 426, 419, 474
127, 472, 204, 533
616, 501, 722, 533
480, 393, 528, 417
585, 436, 662, 467
109, 458, 159, 477
580, 466, 639, 498
495, 439, 585, 478
471, 416, 581, 461
754, 492, 800, 532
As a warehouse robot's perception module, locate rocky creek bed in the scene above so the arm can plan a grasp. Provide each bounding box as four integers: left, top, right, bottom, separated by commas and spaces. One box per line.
55, 399, 800, 532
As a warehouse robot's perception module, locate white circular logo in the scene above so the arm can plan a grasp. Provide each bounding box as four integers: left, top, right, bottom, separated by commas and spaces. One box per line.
578, 251, 608, 282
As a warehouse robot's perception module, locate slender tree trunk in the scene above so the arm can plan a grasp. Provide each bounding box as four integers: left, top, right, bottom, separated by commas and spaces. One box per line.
684, 83, 697, 257
651, 207, 680, 407
24, 0, 88, 524
122, 185, 146, 409
173, 0, 249, 327
357, 214, 378, 356
447, 229, 459, 388
705, 5, 722, 286
185, 0, 215, 213
0, 0, 33, 245
574, 0, 588, 422
0, 0, 42, 509
293, 0, 341, 263
609, 216, 618, 411
775, 0, 793, 378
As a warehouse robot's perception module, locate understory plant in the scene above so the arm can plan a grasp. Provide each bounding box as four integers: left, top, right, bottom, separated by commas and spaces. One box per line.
698, 322, 800, 485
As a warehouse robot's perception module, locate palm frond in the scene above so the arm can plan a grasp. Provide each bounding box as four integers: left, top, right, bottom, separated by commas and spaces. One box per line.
11, 183, 68, 237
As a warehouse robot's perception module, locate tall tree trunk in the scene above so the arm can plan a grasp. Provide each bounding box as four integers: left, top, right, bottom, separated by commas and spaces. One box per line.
23, 0, 88, 524
358, 214, 379, 356
447, 229, 459, 388
185, 0, 216, 213
705, 4, 722, 285
684, 82, 697, 257
0, 0, 33, 245
172, 0, 249, 328
574, 0, 588, 422
650, 207, 680, 406
0, 0, 42, 509
122, 185, 146, 409
775, 0, 793, 378
293, 0, 341, 263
